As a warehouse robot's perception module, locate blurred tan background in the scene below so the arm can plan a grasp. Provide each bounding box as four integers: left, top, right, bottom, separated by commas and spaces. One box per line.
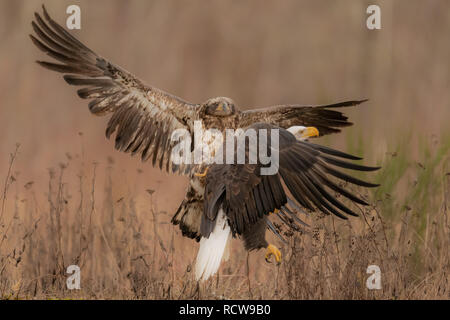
0, 0, 449, 298
1, 0, 449, 207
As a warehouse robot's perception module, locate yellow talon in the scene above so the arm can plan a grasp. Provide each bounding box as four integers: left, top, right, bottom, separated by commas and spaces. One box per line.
194, 167, 209, 177
269, 208, 280, 215
265, 244, 282, 264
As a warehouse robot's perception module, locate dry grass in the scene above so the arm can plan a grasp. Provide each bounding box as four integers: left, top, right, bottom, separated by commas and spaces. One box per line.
0, 135, 448, 300
0, 0, 449, 299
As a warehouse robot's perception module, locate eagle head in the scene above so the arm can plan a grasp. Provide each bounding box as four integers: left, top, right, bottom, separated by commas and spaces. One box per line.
287, 126, 320, 140
203, 97, 236, 117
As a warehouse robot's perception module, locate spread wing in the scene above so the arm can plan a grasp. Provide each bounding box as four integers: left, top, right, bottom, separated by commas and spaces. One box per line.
203, 123, 380, 237
238, 100, 368, 136
30, 6, 199, 174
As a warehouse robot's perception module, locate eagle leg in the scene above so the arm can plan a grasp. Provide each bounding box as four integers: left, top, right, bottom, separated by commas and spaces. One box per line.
194, 167, 209, 178
265, 244, 282, 264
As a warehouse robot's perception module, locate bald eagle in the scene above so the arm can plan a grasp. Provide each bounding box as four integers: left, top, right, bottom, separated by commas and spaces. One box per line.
30, 6, 379, 282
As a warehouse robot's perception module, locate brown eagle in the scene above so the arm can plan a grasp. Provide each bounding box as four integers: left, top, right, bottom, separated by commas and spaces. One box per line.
30, 6, 379, 281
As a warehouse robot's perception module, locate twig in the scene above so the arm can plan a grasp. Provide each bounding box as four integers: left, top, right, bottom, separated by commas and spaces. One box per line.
0, 144, 20, 224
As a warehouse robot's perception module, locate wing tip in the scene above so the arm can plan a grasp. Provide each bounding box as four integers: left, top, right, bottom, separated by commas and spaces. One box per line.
29, 33, 39, 44
322, 99, 370, 109
42, 4, 50, 20
356, 98, 369, 104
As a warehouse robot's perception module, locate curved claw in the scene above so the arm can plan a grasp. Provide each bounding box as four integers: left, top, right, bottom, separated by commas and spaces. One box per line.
268, 208, 280, 215
265, 244, 282, 265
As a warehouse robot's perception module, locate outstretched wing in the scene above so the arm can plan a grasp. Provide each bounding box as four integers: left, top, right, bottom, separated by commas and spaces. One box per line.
203, 123, 379, 237
238, 100, 367, 136
30, 6, 199, 174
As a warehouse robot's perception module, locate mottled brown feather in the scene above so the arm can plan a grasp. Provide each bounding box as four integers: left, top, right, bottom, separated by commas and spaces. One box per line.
238, 100, 368, 136
31, 6, 199, 175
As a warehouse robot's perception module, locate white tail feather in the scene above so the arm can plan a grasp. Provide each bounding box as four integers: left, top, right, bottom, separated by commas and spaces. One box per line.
195, 208, 231, 281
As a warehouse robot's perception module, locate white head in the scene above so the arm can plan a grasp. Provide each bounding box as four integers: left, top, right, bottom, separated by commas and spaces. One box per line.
287, 126, 320, 141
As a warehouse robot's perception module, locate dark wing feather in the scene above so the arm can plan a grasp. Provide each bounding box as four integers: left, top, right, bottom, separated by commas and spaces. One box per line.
238, 100, 368, 136
276, 126, 379, 220
31, 6, 199, 175
203, 163, 265, 236
203, 123, 379, 240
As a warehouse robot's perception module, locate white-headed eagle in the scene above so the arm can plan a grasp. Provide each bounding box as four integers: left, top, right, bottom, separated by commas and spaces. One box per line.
30, 6, 379, 281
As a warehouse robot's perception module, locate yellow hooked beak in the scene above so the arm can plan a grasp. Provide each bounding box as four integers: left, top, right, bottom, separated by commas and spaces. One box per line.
216, 104, 224, 112
301, 127, 320, 139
